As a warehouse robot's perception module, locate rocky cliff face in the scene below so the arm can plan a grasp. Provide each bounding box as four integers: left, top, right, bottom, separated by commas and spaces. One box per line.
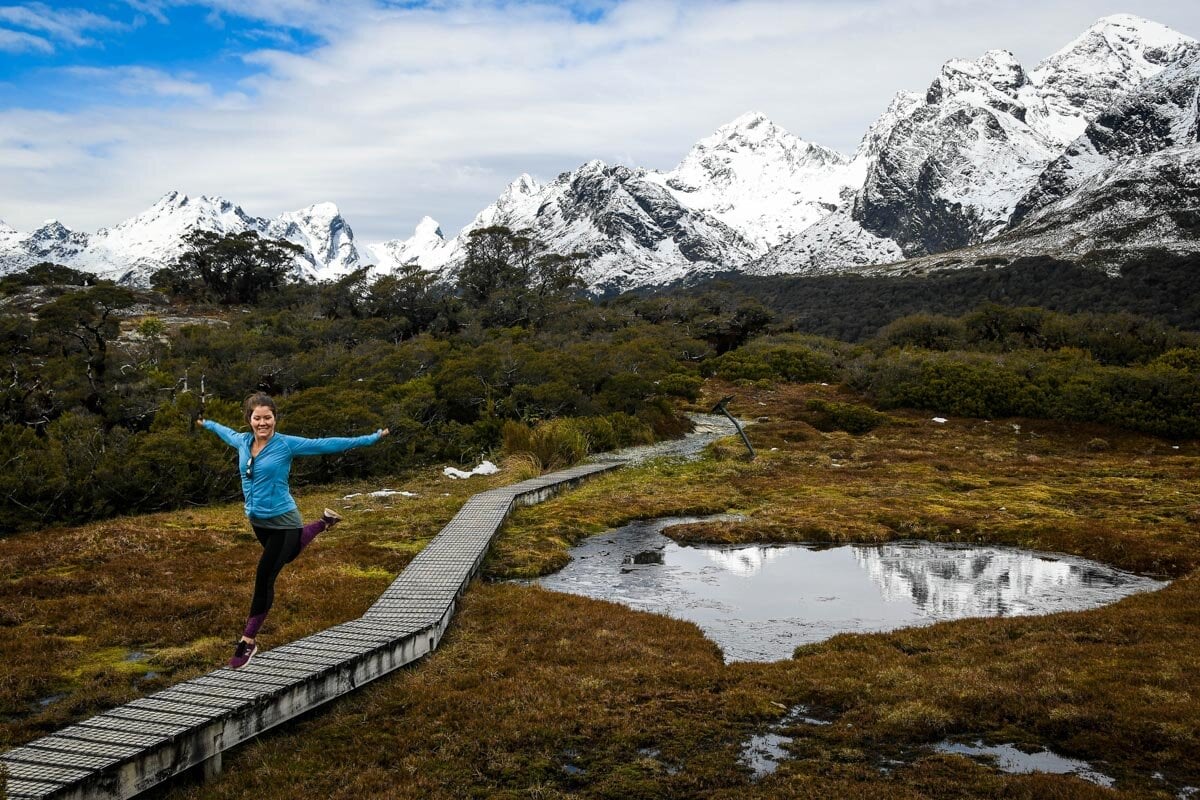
454, 160, 759, 294
854, 49, 1058, 256
269, 202, 362, 279
752, 13, 1198, 279
1011, 57, 1200, 228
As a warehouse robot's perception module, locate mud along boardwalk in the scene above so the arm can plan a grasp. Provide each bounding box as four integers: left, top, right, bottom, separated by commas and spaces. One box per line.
0, 461, 622, 800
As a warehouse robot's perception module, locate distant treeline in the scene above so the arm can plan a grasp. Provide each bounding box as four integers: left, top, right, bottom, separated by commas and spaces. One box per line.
667, 251, 1200, 341
2, 233, 1198, 533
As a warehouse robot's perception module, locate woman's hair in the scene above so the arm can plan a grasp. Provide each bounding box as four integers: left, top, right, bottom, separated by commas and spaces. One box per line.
243, 392, 278, 423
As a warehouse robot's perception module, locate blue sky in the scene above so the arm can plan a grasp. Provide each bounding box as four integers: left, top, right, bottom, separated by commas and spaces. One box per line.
2, 1, 1199, 242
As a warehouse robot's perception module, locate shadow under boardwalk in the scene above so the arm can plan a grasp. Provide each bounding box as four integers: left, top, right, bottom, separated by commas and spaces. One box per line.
1, 461, 622, 800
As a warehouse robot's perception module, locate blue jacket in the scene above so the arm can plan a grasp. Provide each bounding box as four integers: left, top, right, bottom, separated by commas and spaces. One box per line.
202, 420, 383, 519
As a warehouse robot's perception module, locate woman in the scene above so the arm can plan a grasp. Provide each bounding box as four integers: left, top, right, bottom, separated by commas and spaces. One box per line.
198, 392, 389, 668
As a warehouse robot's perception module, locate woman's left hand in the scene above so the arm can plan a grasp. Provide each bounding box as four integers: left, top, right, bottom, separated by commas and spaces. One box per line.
379, 428, 390, 437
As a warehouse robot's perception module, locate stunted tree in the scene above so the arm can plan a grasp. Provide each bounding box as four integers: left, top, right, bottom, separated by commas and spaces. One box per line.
456, 226, 586, 328
368, 261, 445, 339
36, 285, 138, 418
153, 230, 302, 305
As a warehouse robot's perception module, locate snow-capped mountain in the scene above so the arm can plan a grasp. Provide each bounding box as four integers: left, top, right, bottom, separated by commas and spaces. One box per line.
916, 56, 1200, 268
367, 174, 545, 274
644, 111, 861, 253
447, 160, 760, 294
0, 191, 364, 284
426, 115, 856, 292
367, 215, 456, 273
2, 14, 1196, 293
1023, 13, 1199, 146
1013, 56, 1200, 227
268, 202, 361, 279
754, 13, 1198, 278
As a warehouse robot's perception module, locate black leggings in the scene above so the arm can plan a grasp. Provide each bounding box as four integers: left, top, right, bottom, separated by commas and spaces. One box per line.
249, 525, 303, 618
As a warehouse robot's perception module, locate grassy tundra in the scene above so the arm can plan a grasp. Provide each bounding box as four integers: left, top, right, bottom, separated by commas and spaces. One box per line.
2, 380, 1198, 799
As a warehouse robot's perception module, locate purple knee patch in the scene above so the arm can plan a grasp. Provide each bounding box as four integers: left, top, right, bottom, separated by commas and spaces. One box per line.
300, 518, 328, 550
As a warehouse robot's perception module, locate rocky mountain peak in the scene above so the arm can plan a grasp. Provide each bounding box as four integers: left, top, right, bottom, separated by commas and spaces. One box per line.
1043, 14, 1198, 74
1026, 13, 1199, 144
645, 112, 858, 254
413, 216, 445, 241
33, 219, 71, 238
689, 110, 847, 170
291, 201, 341, 221
939, 50, 1027, 95
926, 49, 1030, 119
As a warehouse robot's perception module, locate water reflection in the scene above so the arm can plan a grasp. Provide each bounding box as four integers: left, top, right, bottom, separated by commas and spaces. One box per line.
530, 516, 1167, 662
855, 544, 1126, 617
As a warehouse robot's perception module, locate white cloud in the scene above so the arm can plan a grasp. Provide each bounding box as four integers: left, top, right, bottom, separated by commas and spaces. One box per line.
2, 0, 1200, 244
120, 0, 170, 25
0, 25, 51, 52
0, 2, 126, 46
60, 66, 216, 100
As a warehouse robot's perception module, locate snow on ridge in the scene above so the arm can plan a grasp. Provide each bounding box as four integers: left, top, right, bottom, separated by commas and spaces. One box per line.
645, 110, 858, 253
1024, 12, 1199, 145
4, 15, 1197, 290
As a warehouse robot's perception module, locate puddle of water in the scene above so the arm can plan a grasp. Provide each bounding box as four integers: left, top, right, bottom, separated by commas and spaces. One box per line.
935, 740, 1115, 787
37, 693, 66, 708
742, 731, 791, 779
532, 516, 1167, 662
738, 704, 833, 779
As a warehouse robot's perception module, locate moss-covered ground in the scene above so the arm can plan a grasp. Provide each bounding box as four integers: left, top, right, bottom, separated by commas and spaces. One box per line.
4, 380, 1199, 798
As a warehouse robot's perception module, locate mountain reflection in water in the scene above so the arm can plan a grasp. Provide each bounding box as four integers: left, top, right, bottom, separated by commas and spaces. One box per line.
530, 516, 1167, 662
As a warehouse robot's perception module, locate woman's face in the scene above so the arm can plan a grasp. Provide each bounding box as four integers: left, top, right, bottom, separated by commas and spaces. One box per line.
249, 405, 276, 440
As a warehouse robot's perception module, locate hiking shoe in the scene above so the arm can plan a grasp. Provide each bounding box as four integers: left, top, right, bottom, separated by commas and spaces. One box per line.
322, 507, 344, 527
229, 639, 258, 669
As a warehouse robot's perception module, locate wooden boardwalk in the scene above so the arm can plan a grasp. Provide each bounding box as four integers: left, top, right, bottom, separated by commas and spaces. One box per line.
1, 461, 621, 800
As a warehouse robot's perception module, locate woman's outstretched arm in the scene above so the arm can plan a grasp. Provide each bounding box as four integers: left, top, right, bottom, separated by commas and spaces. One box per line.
196, 417, 244, 448
281, 428, 390, 457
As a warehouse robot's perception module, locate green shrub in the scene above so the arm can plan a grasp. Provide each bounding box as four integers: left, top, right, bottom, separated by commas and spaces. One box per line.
803, 399, 890, 434
136, 317, 167, 337
1151, 347, 1200, 372
876, 313, 966, 351
703, 343, 837, 383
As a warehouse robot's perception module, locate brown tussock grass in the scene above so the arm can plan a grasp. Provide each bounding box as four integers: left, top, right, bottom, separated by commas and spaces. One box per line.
6, 377, 1200, 798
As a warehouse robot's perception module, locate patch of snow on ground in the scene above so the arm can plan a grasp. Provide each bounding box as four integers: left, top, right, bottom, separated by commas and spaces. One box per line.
443, 460, 500, 479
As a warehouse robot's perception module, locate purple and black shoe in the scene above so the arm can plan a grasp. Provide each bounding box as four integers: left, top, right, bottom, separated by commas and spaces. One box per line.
229, 639, 258, 669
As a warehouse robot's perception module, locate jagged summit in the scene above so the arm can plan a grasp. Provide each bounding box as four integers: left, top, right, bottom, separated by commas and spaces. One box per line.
273, 202, 359, 279
645, 111, 857, 253
413, 216, 444, 240
929, 50, 1029, 117
684, 111, 848, 170
1026, 13, 1199, 144
1045, 13, 1195, 69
